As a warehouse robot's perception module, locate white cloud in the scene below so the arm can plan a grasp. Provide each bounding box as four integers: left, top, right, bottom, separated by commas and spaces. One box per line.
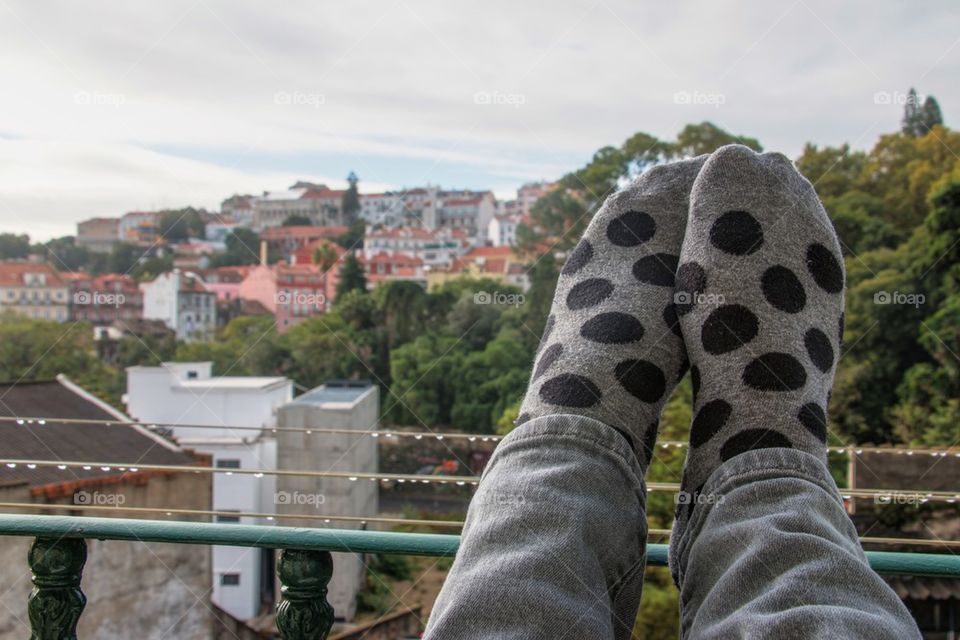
0, 0, 957, 240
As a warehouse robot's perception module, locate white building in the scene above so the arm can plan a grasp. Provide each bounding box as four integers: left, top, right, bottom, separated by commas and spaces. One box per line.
276, 381, 379, 621
140, 270, 217, 342
487, 213, 523, 247
362, 227, 472, 269
437, 191, 496, 242
124, 362, 293, 622
252, 187, 345, 230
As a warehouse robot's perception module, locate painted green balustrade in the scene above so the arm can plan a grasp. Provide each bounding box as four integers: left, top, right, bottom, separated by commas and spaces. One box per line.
1, 513, 959, 639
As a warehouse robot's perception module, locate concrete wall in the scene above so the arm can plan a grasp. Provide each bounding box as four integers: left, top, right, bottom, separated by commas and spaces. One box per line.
0, 471, 212, 640
275, 385, 379, 622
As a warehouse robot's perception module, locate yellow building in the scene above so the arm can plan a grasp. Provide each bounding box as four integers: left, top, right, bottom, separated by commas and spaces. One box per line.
426, 246, 530, 292
0, 261, 69, 322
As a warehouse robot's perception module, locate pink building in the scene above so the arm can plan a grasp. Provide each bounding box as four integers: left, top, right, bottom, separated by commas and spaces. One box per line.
195, 266, 252, 302
238, 263, 337, 332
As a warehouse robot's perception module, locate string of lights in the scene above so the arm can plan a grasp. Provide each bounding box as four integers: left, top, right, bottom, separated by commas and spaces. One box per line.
0, 503, 956, 549
2, 458, 958, 501
3, 415, 959, 458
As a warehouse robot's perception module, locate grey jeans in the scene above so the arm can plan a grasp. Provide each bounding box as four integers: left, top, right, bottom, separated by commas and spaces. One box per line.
424, 415, 920, 639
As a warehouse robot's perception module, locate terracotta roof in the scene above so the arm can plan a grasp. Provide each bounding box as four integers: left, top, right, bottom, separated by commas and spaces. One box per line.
442, 197, 483, 206
300, 189, 347, 200
260, 226, 348, 240
0, 262, 67, 288
465, 246, 517, 258
0, 378, 194, 489
59, 271, 92, 282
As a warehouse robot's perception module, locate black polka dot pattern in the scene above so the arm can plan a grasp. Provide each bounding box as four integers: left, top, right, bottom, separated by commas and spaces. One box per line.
710, 211, 763, 255
720, 429, 793, 462
797, 403, 827, 442
837, 312, 845, 346
539, 373, 601, 408
615, 359, 667, 403
580, 312, 644, 344
633, 253, 679, 287
533, 343, 563, 380
700, 304, 759, 355
804, 328, 834, 373
515, 412, 530, 426
806, 243, 844, 293
663, 303, 682, 338
690, 365, 701, 404
562, 240, 593, 275
607, 211, 656, 247
761, 265, 806, 313
742, 352, 807, 391
537, 315, 556, 353
675, 262, 706, 316
566, 278, 614, 310
689, 399, 732, 448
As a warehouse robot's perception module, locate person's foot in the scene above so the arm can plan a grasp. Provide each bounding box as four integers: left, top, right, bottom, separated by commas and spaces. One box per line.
671, 144, 845, 545
517, 155, 707, 464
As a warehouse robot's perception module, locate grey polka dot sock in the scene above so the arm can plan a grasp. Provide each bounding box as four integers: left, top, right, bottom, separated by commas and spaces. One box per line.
518, 155, 707, 464
671, 145, 845, 565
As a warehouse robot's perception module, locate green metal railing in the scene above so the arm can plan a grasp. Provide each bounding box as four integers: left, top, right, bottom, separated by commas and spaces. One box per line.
2, 513, 959, 639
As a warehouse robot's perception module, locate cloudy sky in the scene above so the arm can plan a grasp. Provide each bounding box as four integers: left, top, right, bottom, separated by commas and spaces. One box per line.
1, 0, 957, 241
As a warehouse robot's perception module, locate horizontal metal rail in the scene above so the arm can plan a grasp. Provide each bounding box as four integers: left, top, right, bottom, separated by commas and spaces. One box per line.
1, 514, 959, 577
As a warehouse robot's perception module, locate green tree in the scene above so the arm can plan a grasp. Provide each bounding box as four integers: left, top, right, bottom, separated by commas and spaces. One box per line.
342, 171, 361, 223
336, 218, 366, 250
282, 214, 312, 226
336, 252, 367, 298
0, 233, 31, 260
671, 121, 762, 157
312, 242, 339, 272
919, 96, 944, 134
210, 228, 262, 267
158, 208, 205, 241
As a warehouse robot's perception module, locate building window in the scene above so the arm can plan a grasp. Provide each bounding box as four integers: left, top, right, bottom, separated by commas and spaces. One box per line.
186, 370, 198, 379
216, 459, 241, 469
217, 512, 241, 524
221, 573, 241, 586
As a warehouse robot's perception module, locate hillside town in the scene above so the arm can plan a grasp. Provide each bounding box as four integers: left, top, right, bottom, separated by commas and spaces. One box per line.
0, 178, 554, 339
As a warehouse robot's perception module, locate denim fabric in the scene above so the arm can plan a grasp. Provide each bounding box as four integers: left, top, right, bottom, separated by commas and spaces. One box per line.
424, 414, 919, 639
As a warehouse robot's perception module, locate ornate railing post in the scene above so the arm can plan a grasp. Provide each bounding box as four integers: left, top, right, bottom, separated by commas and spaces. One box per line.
27, 537, 87, 640
276, 548, 334, 640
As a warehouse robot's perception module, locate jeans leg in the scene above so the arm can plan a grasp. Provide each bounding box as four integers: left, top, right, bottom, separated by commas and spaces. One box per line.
672, 447, 920, 639
424, 414, 648, 640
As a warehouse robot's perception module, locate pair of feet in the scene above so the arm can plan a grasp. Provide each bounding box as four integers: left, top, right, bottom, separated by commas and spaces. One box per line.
517, 144, 845, 535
